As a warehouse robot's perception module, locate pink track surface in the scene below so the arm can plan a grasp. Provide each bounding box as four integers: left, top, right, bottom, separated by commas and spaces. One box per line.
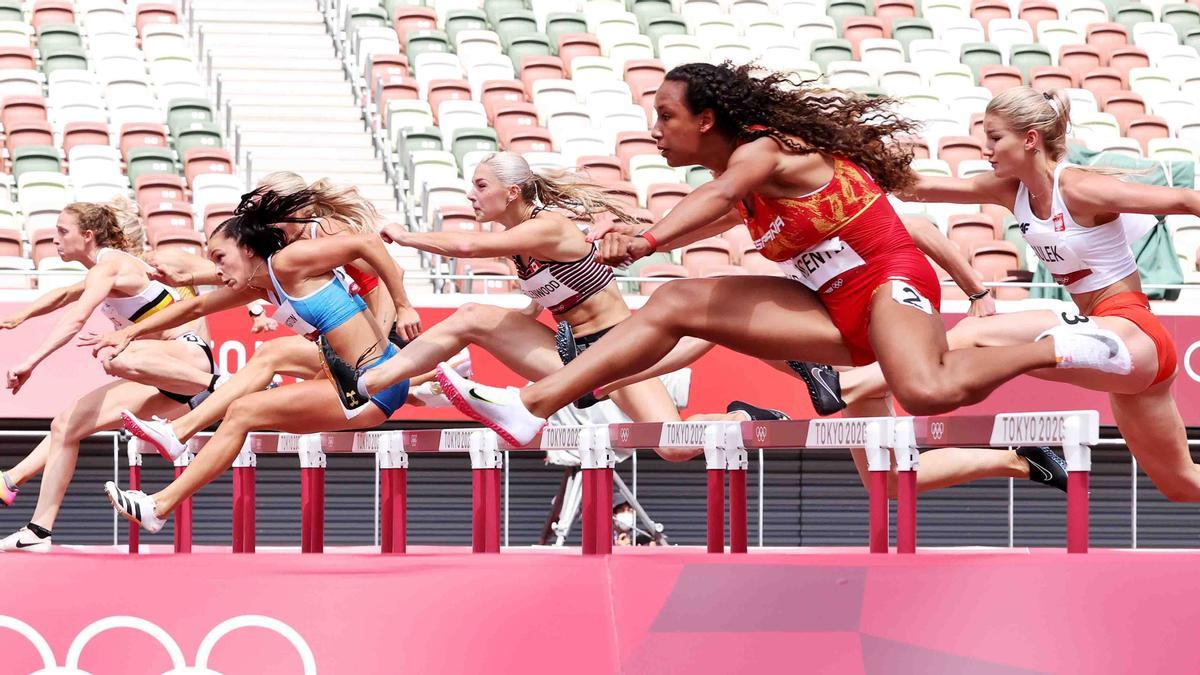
3, 548, 1198, 674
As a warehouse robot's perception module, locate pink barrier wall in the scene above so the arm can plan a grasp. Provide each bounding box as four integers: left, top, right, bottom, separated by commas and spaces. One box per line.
2, 301, 1198, 425
3, 551, 1199, 674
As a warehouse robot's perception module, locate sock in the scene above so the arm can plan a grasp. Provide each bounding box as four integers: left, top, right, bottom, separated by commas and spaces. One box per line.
26, 522, 51, 539
2, 472, 15, 492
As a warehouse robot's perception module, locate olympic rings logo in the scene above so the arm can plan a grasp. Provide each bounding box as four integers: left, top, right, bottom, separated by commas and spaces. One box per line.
754, 425, 767, 443
619, 427, 629, 444
0, 614, 316, 674
1185, 340, 1200, 384
929, 422, 945, 440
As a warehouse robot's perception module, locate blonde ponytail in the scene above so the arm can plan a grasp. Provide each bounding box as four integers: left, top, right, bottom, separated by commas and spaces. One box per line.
482, 152, 640, 227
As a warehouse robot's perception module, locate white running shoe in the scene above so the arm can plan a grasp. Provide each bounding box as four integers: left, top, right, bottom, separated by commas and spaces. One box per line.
1037, 325, 1132, 375
435, 362, 546, 446
0, 527, 50, 553
121, 409, 187, 461
448, 347, 472, 379
104, 482, 167, 534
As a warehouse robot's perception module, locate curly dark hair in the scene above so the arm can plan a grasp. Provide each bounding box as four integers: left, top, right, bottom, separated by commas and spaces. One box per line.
664, 62, 920, 194
210, 186, 318, 259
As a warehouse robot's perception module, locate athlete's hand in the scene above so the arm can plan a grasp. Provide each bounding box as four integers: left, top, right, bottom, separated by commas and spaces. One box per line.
250, 314, 279, 333
395, 306, 422, 341
379, 222, 408, 245
6, 361, 34, 394
967, 292, 996, 318
595, 233, 652, 267
143, 251, 195, 287
79, 329, 134, 359
0, 313, 24, 330
585, 219, 639, 243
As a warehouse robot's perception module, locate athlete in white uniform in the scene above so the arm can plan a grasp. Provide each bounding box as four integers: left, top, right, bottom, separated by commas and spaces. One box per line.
813, 87, 1194, 501
0, 202, 221, 551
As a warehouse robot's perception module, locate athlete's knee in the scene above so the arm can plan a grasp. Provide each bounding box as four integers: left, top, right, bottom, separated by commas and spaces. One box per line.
251, 339, 287, 368
891, 382, 960, 416
49, 409, 87, 443
455, 302, 504, 339
641, 280, 704, 325
223, 396, 261, 429
946, 317, 983, 349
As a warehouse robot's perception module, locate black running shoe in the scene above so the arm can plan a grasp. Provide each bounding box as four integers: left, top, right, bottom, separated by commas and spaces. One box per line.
786, 361, 847, 416
726, 400, 790, 421
574, 391, 604, 409
318, 337, 371, 413
1017, 446, 1069, 493
387, 322, 409, 349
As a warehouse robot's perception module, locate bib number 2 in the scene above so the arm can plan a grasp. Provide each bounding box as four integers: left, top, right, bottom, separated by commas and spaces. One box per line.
890, 281, 933, 315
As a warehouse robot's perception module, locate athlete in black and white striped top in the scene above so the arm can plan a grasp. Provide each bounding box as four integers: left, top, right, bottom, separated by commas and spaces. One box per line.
337, 152, 755, 461
511, 206, 614, 315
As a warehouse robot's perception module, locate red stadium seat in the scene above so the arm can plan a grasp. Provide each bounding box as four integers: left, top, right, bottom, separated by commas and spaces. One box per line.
120, 123, 171, 161
681, 237, 733, 276
1106, 46, 1149, 80
638, 263, 687, 294
493, 103, 540, 144
135, 174, 189, 213
646, 183, 691, 218
876, 0, 917, 31
603, 181, 638, 210
519, 56, 565, 94
1080, 68, 1124, 99
0, 228, 21, 257
0, 47, 36, 70
842, 17, 887, 55
435, 205, 480, 232
367, 53, 410, 88
183, 148, 234, 187
972, 0, 1011, 31
31, 0, 75, 29
1086, 23, 1129, 52
970, 241, 1021, 282
145, 202, 195, 232
203, 204, 238, 237
1060, 45, 1102, 85
1, 96, 48, 129
1126, 115, 1170, 154
392, 6, 438, 45
480, 80, 527, 122
427, 79, 472, 122
30, 228, 58, 266
576, 155, 623, 183
5, 120, 53, 155
62, 122, 110, 157
151, 228, 205, 256
1017, 0, 1059, 30
979, 65, 1025, 95
624, 60, 665, 100
937, 136, 985, 176
1030, 65, 1074, 91
615, 131, 657, 177
947, 214, 1000, 255
557, 34, 602, 74
1100, 91, 1146, 132
135, 3, 180, 37
376, 75, 420, 118
503, 127, 554, 153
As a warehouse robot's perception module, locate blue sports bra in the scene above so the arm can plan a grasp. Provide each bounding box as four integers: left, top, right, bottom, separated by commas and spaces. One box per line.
266, 256, 366, 339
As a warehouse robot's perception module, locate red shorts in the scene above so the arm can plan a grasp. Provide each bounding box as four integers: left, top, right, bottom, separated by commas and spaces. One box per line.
1091, 291, 1176, 385
819, 244, 942, 365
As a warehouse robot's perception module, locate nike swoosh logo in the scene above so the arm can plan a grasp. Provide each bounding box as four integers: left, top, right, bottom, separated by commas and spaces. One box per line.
15, 540, 42, 549
469, 388, 499, 405
810, 368, 840, 401
1027, 458, 1054, 482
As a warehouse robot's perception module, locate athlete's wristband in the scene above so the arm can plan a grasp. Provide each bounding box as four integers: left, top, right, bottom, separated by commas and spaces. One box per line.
967, 289, 990, 302
638, 232, 658, 252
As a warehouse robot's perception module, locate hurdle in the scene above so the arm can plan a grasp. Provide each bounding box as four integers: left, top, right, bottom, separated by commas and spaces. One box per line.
121, 410, 1098, 555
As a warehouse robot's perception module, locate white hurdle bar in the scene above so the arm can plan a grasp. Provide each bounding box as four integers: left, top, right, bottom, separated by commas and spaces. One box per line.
123, 410, 1099, 555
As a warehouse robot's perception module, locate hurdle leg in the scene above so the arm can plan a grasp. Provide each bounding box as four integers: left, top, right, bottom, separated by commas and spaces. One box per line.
579, 426, 616, 555
297, 437, 327, 554
1068, 471, 1090, 553
706, 469, 725, 553
469, 432, 503, 553
723, 425, 749, 554
127, 450, 142, 556
1062, 419, 1092, 554
864, 423, 891, 554
893, 419, 918, 555
173, 452, 194, 554
728, 468, 747, 554
232, 443, 256, 554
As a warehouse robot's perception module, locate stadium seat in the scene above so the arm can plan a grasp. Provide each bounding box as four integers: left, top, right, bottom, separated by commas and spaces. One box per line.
127, 147, 178, 184
979, 65, 1025, 94
577, 155, 623, 183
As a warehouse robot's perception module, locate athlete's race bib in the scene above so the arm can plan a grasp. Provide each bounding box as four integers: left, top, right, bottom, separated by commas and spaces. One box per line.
518, 266, 581, 314
777, 237, 866, 292
272, 300, 320, 341
1023, 230, 1094, 287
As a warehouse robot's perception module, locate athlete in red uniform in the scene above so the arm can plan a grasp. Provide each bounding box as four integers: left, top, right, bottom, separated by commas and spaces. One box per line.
433, 63, 1132, 446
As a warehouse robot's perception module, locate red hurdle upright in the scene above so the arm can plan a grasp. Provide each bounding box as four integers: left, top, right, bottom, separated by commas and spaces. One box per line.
372, 432, 408, 555
173, 450, 195, 553
469, 431, 502, 553
232, 442, 256, 553
126, 442, 141, 555
290, 434, 326, 554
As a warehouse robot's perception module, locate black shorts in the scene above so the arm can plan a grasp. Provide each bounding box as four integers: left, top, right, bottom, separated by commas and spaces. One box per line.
157, 332, 217, 405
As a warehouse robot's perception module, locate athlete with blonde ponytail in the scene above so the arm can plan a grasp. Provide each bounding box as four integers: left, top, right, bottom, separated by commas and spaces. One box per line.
329, 152, 757, 461
0, 201, 223, 551
835, 86, 1199, 501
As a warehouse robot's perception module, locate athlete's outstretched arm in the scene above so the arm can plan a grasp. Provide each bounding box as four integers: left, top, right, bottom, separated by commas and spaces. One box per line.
6, 263, 118, 392
1063, 170, 1200, 218
0, 279, 86, 329
80, 286, 259, 357
143, 249, 222, 287
894, 171, 1018, 208
901, 217, 996, 317
381, 218, 567, 261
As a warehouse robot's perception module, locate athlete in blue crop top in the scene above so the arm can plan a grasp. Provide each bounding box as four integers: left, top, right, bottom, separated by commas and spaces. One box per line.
104, 187, 416, 533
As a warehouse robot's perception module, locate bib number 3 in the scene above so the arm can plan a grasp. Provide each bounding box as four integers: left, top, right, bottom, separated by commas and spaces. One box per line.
890, 281, 933, 315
